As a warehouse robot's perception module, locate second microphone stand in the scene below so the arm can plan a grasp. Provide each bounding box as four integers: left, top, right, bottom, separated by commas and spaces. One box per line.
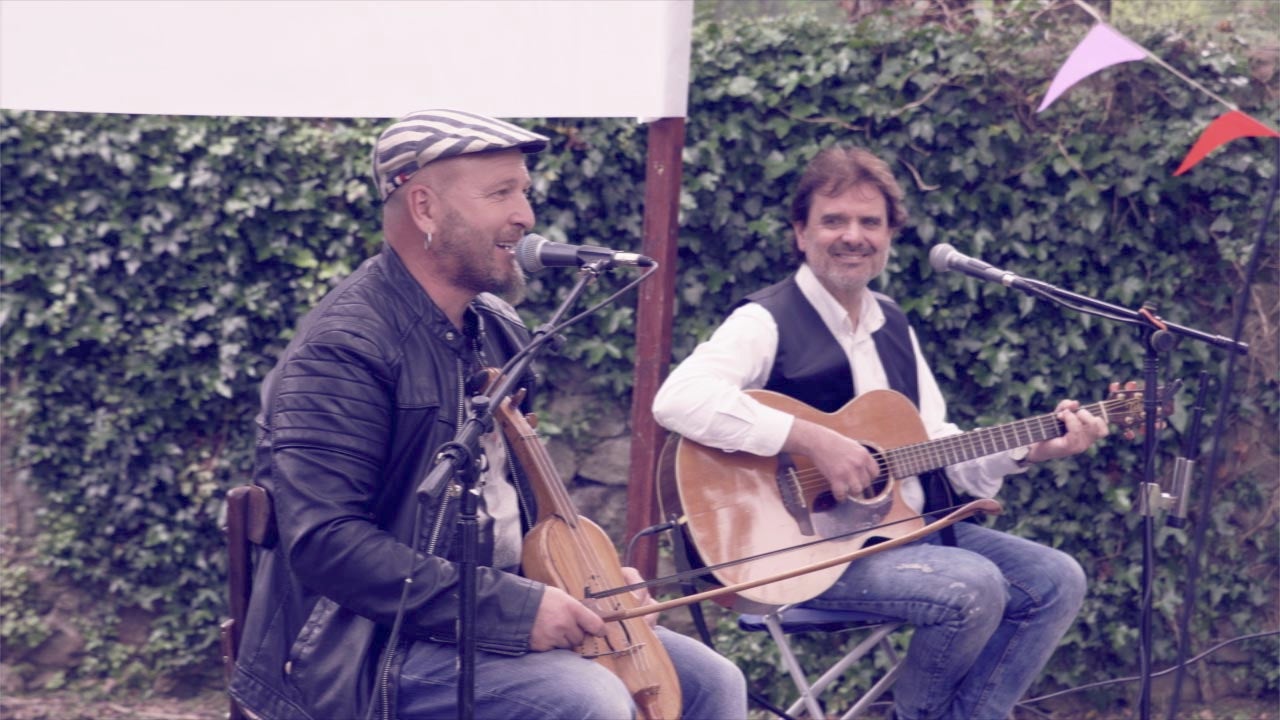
1000, 273, 1246, 720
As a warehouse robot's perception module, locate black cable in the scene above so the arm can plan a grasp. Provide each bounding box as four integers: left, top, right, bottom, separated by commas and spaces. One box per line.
364, 509, 425, 720
496, 263, 659, 381
1021, 629, 1279, 709
623, 521, 676, 567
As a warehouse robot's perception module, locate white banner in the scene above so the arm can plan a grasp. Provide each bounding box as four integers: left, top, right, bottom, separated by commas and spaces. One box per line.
0, 0, 692, 118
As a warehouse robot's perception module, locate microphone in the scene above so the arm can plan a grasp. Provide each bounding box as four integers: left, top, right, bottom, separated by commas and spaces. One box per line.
515, 233, 654, 273
928, 243, 1028, 289
1168, 372, 1210, 529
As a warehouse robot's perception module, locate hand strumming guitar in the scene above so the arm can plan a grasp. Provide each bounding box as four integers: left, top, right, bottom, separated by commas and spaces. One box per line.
783, 417, 880, 502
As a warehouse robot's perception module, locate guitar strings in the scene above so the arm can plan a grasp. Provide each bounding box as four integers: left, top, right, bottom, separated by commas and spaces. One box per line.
778, 398, 1134, 495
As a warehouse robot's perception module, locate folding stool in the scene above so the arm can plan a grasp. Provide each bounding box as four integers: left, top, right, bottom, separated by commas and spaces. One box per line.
737, 605, 905, 719
646, 432, 908, 719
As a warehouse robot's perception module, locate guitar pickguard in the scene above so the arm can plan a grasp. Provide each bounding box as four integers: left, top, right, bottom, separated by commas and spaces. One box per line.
810, 490, 895, 540
777, 448, 897, 541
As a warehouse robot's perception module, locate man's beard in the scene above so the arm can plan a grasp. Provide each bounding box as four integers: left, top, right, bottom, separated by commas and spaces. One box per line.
434, 210, 527, 305
808, 245, 884, 297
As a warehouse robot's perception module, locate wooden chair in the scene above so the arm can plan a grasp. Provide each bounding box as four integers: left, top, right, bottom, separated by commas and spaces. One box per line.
220, 485, 276, 720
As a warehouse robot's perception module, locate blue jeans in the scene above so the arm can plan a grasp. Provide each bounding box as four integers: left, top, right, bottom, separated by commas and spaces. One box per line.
801, 522, 1086, 720
398, 625, 746, 719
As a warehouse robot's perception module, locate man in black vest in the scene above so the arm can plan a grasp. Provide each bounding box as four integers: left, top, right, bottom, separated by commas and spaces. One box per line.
653, 146, 1108, 720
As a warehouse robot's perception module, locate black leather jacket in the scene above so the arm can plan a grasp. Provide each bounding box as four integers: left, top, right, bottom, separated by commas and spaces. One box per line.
230, 244, 543, 720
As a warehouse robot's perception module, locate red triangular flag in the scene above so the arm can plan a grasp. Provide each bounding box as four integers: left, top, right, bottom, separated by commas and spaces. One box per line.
1175, 110, 1280, 176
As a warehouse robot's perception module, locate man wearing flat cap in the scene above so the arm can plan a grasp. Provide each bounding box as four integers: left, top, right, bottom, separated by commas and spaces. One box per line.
229, 110, 746, 720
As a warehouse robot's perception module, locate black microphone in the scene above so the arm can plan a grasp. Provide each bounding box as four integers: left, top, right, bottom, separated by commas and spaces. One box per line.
928, 243, 1029, 289
515, 233, 654, 273
1168, 372, 1209, 529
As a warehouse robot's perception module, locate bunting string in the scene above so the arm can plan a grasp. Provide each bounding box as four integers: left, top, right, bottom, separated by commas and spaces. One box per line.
1037, 0, 1278, 174
1070, 0, 1240, 112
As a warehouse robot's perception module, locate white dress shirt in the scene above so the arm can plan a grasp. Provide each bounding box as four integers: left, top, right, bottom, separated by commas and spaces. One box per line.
653, 264, 1025, 513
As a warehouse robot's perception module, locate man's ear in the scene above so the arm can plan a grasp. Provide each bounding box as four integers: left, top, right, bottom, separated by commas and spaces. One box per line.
405, 182, 438, 235
792, 220, 808, 254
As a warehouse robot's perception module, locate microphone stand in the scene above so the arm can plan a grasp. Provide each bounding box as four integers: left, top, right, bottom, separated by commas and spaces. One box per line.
414, 260, 612, 719
995, 274, 1247, 720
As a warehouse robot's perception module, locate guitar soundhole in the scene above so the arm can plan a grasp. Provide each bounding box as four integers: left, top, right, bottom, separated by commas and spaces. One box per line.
861, 469, 891, 502
813, 493, 837, 513
812, 470, 890, 512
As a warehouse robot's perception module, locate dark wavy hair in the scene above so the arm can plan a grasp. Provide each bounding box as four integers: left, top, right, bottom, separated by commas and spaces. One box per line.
788, 146, 909, 234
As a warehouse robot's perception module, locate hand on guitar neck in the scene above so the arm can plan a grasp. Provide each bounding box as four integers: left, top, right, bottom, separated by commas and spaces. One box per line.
1023, 398, 1111, 464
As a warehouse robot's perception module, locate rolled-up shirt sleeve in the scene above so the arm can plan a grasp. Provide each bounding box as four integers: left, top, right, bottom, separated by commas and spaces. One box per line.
653, 304, 795, 457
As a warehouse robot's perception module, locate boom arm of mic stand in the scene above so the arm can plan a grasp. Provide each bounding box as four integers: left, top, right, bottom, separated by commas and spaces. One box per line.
1014, 278, 1248, 356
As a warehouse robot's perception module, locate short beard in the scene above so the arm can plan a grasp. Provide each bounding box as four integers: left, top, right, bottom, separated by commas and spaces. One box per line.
433, 208, 527, 303
494, 269, 528, 306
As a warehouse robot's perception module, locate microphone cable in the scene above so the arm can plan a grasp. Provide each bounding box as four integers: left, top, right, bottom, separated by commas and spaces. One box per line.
1018, 629, 1279, 717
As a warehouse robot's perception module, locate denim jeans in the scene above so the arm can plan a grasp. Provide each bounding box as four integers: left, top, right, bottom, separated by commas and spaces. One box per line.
398, 625, 746, 719
800, 522, 1086, 720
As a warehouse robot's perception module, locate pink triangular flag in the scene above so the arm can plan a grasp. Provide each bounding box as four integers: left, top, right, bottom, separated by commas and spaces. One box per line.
1038, 24, 1149, 113
1174, 110, 1280, 176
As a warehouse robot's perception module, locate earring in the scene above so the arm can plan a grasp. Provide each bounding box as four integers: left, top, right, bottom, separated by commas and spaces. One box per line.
424, 231, 433, 252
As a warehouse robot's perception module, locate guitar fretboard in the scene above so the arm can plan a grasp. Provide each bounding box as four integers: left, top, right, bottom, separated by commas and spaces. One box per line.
882, 398, 1123, 478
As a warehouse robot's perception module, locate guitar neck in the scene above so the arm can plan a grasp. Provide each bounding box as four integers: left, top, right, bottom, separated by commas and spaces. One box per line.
884, 399, 1114, 478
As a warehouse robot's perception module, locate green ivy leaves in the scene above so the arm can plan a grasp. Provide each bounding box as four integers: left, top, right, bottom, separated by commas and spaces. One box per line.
1, 1, 1275, 700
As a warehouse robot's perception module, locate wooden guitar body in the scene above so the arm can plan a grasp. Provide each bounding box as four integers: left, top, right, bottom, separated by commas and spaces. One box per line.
659, 382, 1152, 611
669, 389, 929, 609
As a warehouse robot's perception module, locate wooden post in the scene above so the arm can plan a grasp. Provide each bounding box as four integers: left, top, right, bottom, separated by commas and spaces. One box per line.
626, 117, 685, 578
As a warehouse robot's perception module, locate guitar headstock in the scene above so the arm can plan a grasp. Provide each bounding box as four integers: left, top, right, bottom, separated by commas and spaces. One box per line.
1107, 380, 1179, 440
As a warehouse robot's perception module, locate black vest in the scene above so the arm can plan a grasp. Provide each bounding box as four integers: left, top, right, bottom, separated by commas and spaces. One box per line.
745, 275, 919, 411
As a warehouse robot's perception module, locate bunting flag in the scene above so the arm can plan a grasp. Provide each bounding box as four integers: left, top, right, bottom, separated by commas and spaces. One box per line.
1174, 110, 1280, 176
1039, 12, 1279, 176
1037, 23, 1148, 113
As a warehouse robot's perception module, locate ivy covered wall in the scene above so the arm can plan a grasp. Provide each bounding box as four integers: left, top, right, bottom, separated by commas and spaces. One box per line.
2, 1, 1275, 710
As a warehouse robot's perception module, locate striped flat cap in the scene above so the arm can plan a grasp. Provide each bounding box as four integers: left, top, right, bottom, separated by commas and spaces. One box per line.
372, 109, 548, 201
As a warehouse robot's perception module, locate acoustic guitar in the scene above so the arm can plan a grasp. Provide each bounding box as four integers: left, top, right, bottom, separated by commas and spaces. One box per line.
659, 384, 1156, 610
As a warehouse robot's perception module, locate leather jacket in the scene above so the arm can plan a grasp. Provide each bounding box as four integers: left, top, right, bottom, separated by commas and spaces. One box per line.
230, 243, 543, 720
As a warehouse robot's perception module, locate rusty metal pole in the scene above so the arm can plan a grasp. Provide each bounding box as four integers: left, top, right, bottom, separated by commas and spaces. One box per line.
625, 117, 685, 578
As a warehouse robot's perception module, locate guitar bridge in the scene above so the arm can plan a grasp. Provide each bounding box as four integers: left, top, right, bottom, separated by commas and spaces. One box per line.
776, 453, 815, 536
